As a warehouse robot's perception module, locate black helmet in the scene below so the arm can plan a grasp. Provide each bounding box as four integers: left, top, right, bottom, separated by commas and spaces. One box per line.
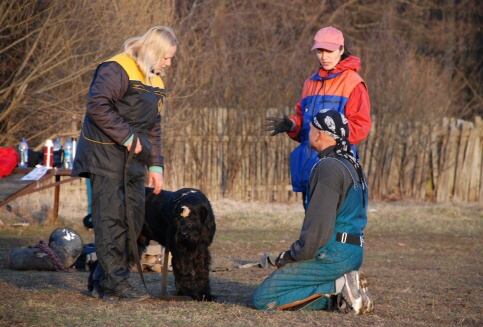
49, 228, 84, 260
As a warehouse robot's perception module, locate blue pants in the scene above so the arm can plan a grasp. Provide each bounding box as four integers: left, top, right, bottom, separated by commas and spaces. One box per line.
252, 241, 363, 310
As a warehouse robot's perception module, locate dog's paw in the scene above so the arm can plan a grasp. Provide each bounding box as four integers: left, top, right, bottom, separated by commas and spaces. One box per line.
201, 294, 217, 302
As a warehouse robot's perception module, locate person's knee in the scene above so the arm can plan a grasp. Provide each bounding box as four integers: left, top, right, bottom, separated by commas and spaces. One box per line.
251, 287, 276, 310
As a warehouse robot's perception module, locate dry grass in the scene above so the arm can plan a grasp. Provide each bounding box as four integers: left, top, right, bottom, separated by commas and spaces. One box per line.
0, 184, 482, 326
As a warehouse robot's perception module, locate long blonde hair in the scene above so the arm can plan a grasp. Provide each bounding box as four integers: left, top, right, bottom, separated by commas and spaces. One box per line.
122, 26, 178, 80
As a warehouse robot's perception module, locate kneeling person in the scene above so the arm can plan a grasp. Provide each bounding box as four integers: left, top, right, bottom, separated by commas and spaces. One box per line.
252, 109, 373, 314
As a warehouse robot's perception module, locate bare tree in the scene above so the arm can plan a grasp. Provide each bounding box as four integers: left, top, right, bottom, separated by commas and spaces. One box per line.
0, 0, 176, 148
1, 0, 481, 201
1, 1, 100, 147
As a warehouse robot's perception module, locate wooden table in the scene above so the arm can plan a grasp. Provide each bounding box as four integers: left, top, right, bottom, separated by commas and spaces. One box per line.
0, 167, 79, 221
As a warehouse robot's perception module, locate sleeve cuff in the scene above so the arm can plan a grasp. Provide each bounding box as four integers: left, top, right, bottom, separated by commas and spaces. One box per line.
149, 166, 164, 174
123, 134, 134, 147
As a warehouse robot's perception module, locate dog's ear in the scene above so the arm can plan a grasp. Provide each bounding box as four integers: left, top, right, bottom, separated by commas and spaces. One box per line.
200, 203, 216, 246
173, 201, 184, 218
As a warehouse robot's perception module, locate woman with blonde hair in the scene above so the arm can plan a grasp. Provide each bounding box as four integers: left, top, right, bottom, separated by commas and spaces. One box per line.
73, 26, 177, 302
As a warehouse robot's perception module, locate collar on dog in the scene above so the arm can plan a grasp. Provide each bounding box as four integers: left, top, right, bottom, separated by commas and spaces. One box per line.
172, 190, 198, 204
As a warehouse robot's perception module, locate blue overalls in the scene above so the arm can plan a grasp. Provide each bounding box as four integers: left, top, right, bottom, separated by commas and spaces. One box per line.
252, 157, 368, 310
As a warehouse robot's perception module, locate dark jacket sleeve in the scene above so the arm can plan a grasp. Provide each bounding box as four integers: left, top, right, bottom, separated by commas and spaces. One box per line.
86, 62, 132, 146
290, 157, 353, 261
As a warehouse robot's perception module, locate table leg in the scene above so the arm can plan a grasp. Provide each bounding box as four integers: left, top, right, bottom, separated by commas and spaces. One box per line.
54, 175, 60, 221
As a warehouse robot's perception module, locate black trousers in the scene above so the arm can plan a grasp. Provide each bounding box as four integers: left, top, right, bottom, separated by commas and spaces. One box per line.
89, 173, 145, 292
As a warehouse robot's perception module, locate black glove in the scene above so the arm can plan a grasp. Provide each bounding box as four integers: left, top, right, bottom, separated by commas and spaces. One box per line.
265, 115, 294, 136
275, 250, 295, 268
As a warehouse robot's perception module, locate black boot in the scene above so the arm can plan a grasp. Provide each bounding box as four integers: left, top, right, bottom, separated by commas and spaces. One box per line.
102, 286, 149, 303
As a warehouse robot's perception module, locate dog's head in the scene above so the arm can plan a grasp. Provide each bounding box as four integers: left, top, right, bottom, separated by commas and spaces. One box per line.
173, 190, 216, 249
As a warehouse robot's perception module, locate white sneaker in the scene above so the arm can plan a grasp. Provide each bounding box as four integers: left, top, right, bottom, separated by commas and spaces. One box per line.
341, 270, 374, 315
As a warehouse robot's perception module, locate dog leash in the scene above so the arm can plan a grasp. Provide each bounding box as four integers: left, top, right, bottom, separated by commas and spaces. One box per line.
161, 224, 172, 296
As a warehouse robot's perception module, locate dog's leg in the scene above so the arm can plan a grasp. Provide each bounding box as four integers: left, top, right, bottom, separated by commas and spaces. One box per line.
172, 255, 201, 300
195, 249, 215, 301
173, 249, 215, 301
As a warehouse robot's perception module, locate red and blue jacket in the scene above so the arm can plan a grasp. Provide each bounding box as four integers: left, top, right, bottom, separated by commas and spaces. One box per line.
287, 55, 371, 192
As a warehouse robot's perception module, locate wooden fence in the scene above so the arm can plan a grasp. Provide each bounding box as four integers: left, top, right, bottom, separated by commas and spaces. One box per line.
358, 116, 482, 202
163, 109, 482, 203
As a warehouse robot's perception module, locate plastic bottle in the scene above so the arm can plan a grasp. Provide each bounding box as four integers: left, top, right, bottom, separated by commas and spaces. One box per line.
53, 137, 63, 168
43, 139, 54, 168
72, 137, 77, 163
64, 138, 73, 169
18, 138, 29, 168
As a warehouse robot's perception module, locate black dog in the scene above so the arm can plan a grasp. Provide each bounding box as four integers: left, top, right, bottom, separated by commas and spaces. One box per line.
140, 187, 216, 301
86, 187, 216, 301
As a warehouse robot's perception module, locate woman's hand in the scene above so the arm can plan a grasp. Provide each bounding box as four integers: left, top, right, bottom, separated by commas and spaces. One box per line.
148, 171, 164, 194
126, 138, 142, 154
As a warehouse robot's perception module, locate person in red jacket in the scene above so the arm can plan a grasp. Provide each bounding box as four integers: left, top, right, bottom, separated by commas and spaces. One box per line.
266, 26, 371, 208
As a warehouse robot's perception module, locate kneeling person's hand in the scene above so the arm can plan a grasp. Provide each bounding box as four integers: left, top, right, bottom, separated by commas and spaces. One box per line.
275, 250, 295, 268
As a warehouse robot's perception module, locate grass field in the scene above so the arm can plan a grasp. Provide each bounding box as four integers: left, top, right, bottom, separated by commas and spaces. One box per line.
0, 184, 481, 326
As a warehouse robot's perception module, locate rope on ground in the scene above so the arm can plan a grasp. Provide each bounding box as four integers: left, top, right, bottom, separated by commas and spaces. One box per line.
34, 241, 74, 272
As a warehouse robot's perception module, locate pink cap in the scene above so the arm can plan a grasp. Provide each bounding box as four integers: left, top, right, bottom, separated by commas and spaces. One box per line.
311, 26, 344, 51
